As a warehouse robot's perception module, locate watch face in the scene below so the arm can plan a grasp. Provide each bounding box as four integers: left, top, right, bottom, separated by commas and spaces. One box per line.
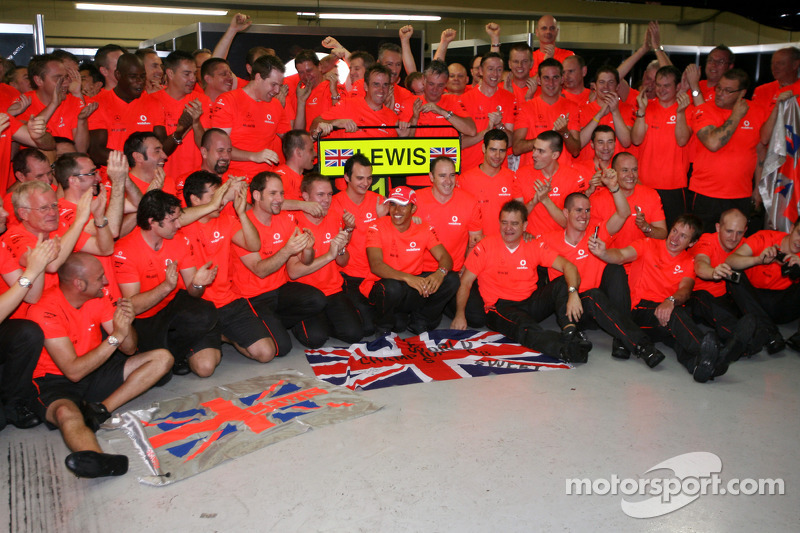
18, 276, 31, 288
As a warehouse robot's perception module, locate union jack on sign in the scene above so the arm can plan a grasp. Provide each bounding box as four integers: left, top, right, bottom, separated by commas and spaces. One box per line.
324, 148, 354, 167
429, 146, 458, 163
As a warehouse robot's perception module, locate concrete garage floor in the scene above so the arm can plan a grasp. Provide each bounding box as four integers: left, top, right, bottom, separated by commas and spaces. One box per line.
3, 320, 798, 532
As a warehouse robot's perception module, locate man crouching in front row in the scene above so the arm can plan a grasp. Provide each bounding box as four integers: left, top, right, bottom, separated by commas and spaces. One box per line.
29, 252, 172, 478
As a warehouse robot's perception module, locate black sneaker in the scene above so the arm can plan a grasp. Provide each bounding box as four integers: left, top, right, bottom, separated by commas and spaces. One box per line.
65, 451, 128, 478
693, 332, 720, 383
6, 401, 42, 429
172, 356, 191, 376
561, 326, 592, 360
611, 338, 631, 360
765, 331, 786, 355
634, 344, 666, 368
559, 341, 588, 363
80, 401, 111, 432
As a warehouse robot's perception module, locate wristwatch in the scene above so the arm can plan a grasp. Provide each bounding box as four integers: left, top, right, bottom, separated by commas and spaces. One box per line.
438, 267, 449, 275
691, 90, 700, 98
666, 296, 677, 304
107, 335, 121, 347
17, 276, 32, 288
567, 286, 577, 294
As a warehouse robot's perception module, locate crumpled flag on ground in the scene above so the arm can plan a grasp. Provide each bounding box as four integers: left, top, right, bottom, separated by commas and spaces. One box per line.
106, 370, 381, 486
306, 329, 572, 390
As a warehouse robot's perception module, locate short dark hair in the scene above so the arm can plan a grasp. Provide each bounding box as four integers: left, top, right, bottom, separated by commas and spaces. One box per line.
378, 42, 402, 61
595, 65, 620, 84
12, 149, 49, 177
430, 156, 455, 174
538, 58, 563, 77
343, 153, 372, 177
251, 54, 285, 80
183, 171, 222, 206
137, 190, 181, 230
656, 65, 681, 85
51, 49, 79, 66
483, 128, 508, 148
201, 57, 229, 80
708, 45, 734, 65
509, 43, 532, 56
192, 48, 211, 59
53, 152, 91, 190
300, 173, 332, 195
591, 124, 616, 142
123, 131, 160, 167
79, 62, 103, 86
282, 129, 311, 160
164, 50, 194, 72
564, 192, 589, 210
134, 48, 158, 61
404, 71, 423, 91
672, 213, 703, 243
94, 44, 127, 70
27, 54, 59, 90
250, 171, 282, 202
500, 199, 528, 222
365, 64, 392, 85
481, 52, 504, 66
349, 51, 375, 69
537, 130, 563, 155
294, 49, 320, 67
246, 46, 273, 67
722, 68, 750, 92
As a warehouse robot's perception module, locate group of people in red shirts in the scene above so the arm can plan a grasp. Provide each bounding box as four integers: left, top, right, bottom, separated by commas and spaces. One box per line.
0, 12, 799, 479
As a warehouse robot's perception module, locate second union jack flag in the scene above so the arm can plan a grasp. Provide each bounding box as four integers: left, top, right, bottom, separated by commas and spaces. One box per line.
324, 148, 354, 167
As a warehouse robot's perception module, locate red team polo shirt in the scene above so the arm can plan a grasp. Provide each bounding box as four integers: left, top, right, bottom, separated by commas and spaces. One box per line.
690, 101, 768, 199
459, 86, 517, 172
29, 286, 116, 379
691, 232, 744, 297
181, 212, 241, 308
301, 81, 337, 130
577, 99, 635, 163
231, 210, 297, 298
88, 90, 162, 151
628, 237, 696, 308
590, 185, 665, 248
743, 230, 795, 291
329, 190, 384, 279
563, 88, 591, 106
0, 116, 23, 194
635, 100, 691, 190
414, 187, 482, 272
113, 227, 199, 318
149, 88, 212, 179
210, 88, 291, 180
295, 212, 347, 296
18, 91, 84, 140
349, 80, 415, 117
514, 95, 580, 168
458, 166, 515, 237
360, 217, 442, 297
541, 223, 612, 292
530, 47, 574, 76
273, 164, 304, 201
465, 234, 559, 309
513, 164, 587, 236
752, 79, 800, 110
318, 95, 399, 138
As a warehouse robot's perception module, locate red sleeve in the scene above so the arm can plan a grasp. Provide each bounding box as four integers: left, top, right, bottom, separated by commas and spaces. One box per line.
210, 92, 236, 129
365, 221, 382, 248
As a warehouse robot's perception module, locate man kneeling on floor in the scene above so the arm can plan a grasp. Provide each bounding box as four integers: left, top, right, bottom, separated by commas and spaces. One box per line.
29, 253, 172, 478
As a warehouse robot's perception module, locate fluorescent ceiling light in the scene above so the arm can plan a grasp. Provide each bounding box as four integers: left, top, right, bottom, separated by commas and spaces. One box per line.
76, 3, 228, 16
298, 12, 441, 22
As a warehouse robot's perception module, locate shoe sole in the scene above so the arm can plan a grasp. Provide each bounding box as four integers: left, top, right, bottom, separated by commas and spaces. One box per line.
65, 451, 128, 478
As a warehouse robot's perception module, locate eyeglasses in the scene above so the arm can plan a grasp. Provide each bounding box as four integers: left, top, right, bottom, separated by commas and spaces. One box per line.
19, 203, 58, 214
73, 170, 98, 178
715, 87, 744, 95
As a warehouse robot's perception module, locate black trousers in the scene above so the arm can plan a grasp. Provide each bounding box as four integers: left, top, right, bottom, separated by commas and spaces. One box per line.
134, 289, 220, 363
486, 277, 569, 356
0, 319, 44, 409
248, 282, 327, 354
341, 272, 376, 335
690, 193, 752, 235
656, 187, 689, 229
295, 291, 365, 347
727, 274, 800, 328
632, 299, 704, 370
445, 280, 487, 328
579, 289, 650, 351
369, 271, 460, 331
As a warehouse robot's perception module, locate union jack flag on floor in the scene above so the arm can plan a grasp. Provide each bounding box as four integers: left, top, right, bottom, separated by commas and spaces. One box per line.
106, 371, 380, 485
429, 146, 458, 163
305, 329, 571, 390
762, 96, 800, 232
324, 148, 354, 167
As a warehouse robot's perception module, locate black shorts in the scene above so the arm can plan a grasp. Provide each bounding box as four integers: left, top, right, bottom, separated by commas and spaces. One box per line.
217, 297, 270, 348
33, 352, 127, 420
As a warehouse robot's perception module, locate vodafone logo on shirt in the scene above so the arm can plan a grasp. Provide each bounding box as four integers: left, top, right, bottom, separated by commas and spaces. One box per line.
407, 241, 420, 252
517, 259, 529, 270
365, 212, 374, 222
576, 248, 588, 260
265, 114, 274, 124
742, 120, 753, 130
137, 114, 151, 126
673, 264, 684, 274
210, 231, 224, 244
449, 215, 461, 226
500, 187, 511, 197
272, 232, 284, 245
667, 115, 677, 125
